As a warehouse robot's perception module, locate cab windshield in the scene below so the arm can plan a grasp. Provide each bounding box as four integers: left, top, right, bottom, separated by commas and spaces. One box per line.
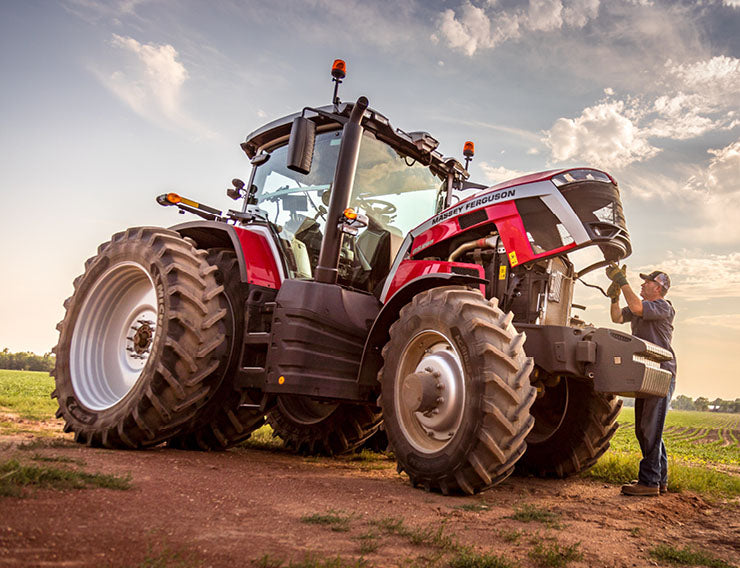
251, 129, 443, 289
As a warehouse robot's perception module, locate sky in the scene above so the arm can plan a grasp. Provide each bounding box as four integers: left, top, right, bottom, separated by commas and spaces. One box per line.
0, 0, 738, 399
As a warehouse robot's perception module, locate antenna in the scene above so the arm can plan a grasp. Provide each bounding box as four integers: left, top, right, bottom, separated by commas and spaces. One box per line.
331, 59, 346, 106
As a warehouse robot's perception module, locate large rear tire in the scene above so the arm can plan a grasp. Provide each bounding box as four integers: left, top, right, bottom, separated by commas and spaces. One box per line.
380, 287, 536, 495
52, 227, 228, 448
168, 249, 265, 450
516, 376, 622, 477
267, 396, 382, 455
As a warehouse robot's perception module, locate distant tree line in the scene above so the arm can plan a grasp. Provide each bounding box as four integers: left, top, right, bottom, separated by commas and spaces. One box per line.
672, 394, 740, 413
0, 348, 55, 372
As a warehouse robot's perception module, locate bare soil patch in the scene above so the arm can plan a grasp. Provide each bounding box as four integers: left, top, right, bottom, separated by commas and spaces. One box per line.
696, 429, 722, 444
1, 429, 738, 568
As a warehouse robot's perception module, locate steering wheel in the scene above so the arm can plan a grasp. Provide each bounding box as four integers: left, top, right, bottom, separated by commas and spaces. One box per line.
358, 197, 397, 216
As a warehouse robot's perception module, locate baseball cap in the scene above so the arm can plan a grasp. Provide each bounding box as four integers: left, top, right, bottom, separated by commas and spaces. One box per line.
639, 270, 671, 291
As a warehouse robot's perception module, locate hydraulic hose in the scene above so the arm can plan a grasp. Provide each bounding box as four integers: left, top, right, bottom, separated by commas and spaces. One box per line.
448, 236, 499, 262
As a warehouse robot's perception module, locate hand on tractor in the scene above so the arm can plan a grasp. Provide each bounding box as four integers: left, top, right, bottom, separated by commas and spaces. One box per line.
605, 263, 628, 288
606, 280, 622, 304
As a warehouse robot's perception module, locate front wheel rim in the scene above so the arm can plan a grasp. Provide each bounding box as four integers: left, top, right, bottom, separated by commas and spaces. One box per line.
70, 262, 158, 411
394, 330, 465, 454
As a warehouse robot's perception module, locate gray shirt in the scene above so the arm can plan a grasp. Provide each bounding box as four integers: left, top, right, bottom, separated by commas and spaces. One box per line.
622, 299, 676, 375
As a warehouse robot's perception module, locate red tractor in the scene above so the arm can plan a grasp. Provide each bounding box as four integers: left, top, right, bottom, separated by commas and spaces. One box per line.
53, 61, 672, 494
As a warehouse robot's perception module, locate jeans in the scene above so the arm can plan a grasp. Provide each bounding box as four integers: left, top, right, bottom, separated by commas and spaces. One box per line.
634, 376, 676, 487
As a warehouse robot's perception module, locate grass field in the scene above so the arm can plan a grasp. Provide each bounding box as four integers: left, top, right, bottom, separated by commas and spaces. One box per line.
0, 369, 57, 420
613, 407, 740, 465
2, 369, 739, 497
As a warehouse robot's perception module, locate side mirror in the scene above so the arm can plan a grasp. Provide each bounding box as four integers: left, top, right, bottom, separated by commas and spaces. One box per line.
287, 116, 316, 175
227, 178, 245, 200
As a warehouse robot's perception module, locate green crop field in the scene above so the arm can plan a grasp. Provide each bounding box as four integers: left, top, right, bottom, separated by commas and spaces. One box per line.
585, 406, 740, 497
613, 407, 740, 465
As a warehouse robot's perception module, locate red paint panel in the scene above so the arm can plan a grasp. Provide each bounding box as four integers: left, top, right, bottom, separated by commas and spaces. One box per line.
495, 208, 532, 266
410, 219, 459, 254
385, 259, 485, 301
233, 226, 281, 289
411, 201, 536, 266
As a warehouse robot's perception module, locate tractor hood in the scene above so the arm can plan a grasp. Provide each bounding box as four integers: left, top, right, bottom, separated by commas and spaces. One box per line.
405, 167, 631, 269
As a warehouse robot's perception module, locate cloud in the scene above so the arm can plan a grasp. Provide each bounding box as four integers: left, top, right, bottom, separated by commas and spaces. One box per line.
667, 55, 740, 92
99, 35, 211, 136
679, 140, 740, 243
686, 140, 740, 195
479, 162, 527, 184
642, 251, 740, 300
654, 57, 740, 134
563, 0, 600, 26
437, 4, 500, 56
646, 93, 724, 140
544, 56, 740, 168
436, 0, 600, 55
544, 100, 659, 169
527, 0, 563, 31
111, 35, 187, 116
616, 140, 740, 243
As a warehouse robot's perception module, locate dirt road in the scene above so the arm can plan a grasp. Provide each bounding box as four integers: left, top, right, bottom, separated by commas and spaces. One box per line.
1, 427, 738, 568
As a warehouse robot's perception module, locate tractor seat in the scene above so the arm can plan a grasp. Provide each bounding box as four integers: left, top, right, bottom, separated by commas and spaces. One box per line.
356, 226, 404, 293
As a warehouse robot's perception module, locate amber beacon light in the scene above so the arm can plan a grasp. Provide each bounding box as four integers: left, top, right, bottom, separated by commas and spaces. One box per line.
331, 59, 346, 105
463, 141, 475, 171
332, 59, 346, 79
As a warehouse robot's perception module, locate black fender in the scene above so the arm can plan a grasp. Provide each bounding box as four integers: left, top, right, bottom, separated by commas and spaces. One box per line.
171, 221, 249, 283
357, 273, 488, 390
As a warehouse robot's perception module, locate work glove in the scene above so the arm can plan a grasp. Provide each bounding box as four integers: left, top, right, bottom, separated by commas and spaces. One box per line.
605, 263, 628, 287
606, 280, 621, 303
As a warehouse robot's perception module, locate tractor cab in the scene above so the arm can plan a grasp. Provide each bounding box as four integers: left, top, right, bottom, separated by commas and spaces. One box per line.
240, 101, 467, 295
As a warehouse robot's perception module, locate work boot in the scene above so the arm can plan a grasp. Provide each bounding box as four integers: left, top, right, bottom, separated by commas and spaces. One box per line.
621, 482, 659, 496
627, 479, 668, 494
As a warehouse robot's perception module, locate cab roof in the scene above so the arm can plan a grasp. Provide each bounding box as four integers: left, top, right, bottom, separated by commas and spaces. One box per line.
241, 102, 468, 181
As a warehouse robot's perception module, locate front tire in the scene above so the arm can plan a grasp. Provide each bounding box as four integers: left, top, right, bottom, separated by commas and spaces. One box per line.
52, 227, 227, 448
380, 287, 536, 495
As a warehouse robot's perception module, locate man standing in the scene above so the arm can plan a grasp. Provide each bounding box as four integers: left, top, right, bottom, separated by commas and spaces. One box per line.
606, 266, 676, 497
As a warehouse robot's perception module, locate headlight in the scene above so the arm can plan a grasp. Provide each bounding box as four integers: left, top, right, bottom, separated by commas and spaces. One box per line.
551, 169, 613, 187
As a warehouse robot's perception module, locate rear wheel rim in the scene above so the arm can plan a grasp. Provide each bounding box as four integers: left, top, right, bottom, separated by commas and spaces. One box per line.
395, 330, 465, 454
70, 262, 157, 410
